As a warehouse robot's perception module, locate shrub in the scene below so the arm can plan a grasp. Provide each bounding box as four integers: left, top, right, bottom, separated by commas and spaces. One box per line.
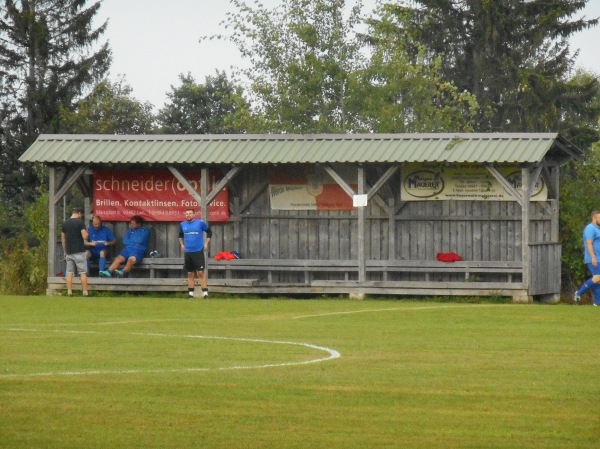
0, 193, 48, 295
560, 145, 600, 293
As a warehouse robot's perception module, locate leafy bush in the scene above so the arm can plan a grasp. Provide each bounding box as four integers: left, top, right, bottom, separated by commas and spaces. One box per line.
560, 146, 600, 293
0, 193, 48, 295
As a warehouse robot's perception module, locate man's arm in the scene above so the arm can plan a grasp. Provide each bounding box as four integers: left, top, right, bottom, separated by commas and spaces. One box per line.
105, 228, 117, 246
204, 227, 212, 251
178, 225, 185, 251
586, 239, 597, 266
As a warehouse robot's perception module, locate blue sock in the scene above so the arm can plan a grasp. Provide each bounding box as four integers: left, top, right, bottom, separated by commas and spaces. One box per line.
593, 283, 600, 305
577, 278, 596, 296
99, 256, 106, 271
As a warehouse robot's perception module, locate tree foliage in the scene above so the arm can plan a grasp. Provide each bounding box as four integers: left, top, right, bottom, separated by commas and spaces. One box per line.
59, 77, 155, 134
355, 6, 478, 132
0, 192, 48, 295
0, 0, 110, 208
560, 145, 600, 293
212, 0, 366, 133
156, 72, 252, 134
377, 0, 600, 136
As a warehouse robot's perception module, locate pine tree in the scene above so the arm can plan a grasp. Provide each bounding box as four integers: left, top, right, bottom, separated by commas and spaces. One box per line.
0, 0, 110, 206
375, 0, 599, 134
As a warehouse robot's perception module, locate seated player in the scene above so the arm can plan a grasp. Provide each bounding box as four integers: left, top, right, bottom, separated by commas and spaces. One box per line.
99, 215, 150, 278
86, 215, 116, 274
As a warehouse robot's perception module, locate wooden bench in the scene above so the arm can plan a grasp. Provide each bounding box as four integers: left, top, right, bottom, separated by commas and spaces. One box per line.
47, 257, 525, 300
46, 276, 258, 295
210, 259, 358, 284
366, 260, 522, 283
117, 257, 523, 285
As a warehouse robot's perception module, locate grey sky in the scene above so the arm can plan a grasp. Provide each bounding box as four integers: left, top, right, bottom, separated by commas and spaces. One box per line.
96, 0, 600, 109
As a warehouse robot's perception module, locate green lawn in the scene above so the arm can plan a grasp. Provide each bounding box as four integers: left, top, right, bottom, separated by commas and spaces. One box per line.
1, 295, 598, 449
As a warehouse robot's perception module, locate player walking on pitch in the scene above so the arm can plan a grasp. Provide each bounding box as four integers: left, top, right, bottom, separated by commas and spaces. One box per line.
179, 208, 212, 298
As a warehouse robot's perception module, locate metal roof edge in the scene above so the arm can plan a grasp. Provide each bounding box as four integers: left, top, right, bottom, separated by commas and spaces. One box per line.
34, 132, 561, 142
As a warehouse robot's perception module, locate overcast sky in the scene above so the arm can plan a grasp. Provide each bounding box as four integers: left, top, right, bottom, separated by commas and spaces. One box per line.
95, 0, 600, 109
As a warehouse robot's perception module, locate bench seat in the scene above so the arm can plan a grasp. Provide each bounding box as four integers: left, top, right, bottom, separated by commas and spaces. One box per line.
48, 258, 525, 300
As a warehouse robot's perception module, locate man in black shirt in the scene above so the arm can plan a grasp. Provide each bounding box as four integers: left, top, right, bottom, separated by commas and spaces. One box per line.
61, 207, 89, 297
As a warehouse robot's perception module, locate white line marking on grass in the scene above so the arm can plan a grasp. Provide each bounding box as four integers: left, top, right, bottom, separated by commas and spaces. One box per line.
1, 318, 193, 327
292, 303, 500, 319
0, 329, 340, 378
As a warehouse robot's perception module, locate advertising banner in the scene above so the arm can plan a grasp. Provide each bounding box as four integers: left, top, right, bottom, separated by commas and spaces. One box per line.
92, 170, 229, 222
269, 165, 356, 211
400, 163, 547, 201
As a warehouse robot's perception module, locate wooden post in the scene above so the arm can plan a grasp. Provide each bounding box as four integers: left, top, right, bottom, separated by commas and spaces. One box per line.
358, 165, 366, 283
521, 167, 531, 295
388, 198, 395, 261
201, 168, 210, 283
48, 167, 58, 292
549, 166, 560, 242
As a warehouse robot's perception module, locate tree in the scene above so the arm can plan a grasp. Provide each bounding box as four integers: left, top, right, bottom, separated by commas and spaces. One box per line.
0, 0, 110, 208
557, 70, 600, 150
60, 77, 155, 134
212, 0, 365, 133
156, 72, 252, 134
355, 6, 479, 132
374, 0, 599, 134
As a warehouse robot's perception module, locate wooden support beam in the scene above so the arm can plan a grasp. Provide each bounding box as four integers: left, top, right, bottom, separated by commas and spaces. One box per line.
486, 164, 522, 206
53, 165, 89, 204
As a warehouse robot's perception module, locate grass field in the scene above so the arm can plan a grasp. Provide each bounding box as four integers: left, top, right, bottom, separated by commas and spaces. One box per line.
1, 295, 599, 449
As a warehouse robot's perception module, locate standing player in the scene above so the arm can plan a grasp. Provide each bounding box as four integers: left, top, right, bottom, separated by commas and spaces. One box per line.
61, 207, 89, 297
179, 208, 212, 298
574, 210, 600, 305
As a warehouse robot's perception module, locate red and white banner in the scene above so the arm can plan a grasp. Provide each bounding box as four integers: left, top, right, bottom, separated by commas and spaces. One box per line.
269, 165, 356, 211
93, 170, 229, 222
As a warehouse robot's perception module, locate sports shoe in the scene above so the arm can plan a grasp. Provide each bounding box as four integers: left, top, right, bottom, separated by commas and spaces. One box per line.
574, 292, 581, 305
115, 269, 124, 278
203, 291, 209, 298
83, 291, 89, 297
594, 303, 598, 307
99, 270, 111, 278
188, 292, 195, 298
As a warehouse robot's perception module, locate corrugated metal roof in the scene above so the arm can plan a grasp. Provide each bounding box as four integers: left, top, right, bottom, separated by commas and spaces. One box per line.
18, 133, 581, 165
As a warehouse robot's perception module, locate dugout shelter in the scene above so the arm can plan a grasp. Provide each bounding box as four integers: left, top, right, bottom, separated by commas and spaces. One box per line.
19, 133, 580, 302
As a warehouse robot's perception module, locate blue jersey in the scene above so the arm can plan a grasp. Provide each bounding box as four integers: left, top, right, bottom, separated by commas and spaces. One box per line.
583, 222, 600, 263
123, 227, 150, 252
179, 219, 209, 253
87, 225, 115, 254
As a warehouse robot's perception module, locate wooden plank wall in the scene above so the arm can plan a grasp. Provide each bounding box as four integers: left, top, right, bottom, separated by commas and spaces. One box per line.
56, 165, 555, 281
85, 169, 551, 260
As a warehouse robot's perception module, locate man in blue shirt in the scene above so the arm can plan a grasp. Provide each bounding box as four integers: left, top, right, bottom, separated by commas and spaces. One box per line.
179, 208, 212, 298
100, 215, 150, 278
574, 210, 600, 305
86, 215, 116, 273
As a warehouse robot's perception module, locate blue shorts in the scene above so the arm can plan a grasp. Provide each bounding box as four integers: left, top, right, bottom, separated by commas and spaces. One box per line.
587, 263, 600, 276
89, 247, 109, 259
119, 248, 146, 264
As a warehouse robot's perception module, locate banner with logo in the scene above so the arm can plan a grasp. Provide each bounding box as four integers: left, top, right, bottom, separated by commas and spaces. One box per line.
269, 165, 356, 210
93, 170, 229, 222
400, 163, 547, 201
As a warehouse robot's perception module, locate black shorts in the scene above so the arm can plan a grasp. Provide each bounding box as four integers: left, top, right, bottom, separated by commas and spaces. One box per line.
183, 251, 206, 273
